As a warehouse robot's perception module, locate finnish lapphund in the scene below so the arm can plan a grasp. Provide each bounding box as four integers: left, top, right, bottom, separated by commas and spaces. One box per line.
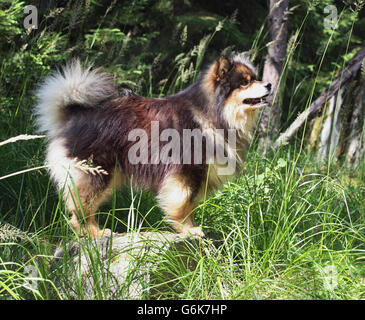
35, 54, 271, 238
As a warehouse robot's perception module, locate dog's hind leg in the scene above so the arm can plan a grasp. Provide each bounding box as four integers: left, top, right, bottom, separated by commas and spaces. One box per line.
65, 175, 108, 238
157, 173, 204, 237
47, 139, 122, 238
65, 170, 124, 238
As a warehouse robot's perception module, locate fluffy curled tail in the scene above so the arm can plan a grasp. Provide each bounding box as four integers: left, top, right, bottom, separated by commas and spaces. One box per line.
34, 60, 117, 138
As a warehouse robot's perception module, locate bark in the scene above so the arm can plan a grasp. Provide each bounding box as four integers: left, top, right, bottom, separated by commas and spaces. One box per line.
345, 76, 365, 167
173, 0, 184, 16
39, 0, 57, 9
273, 46, 365, 150
317, 87, 344, 162
258, 0, 289, 152
316, 74, 364, 166
307, 117, 323, 154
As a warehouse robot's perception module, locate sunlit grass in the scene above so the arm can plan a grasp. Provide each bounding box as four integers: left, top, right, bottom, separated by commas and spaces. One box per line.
0, 1, 364, 300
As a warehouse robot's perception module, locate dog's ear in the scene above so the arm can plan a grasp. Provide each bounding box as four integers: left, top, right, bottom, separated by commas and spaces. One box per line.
217, 56, 232, 79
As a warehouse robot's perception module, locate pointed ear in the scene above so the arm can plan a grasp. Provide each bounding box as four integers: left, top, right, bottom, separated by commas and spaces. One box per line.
217, 56, 232, 79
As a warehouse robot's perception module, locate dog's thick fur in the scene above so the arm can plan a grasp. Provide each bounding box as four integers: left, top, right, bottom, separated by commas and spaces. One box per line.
35, 54, 271, 237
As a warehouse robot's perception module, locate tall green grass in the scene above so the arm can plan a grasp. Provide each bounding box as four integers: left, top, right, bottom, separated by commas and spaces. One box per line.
1, 144, 364, 299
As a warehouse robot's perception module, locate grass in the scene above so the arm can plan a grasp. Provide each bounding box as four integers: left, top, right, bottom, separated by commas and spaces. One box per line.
0, 139, 364, 299
0, 1, 364, 300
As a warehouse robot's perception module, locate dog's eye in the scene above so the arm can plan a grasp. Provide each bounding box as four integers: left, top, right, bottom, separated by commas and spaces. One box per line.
241, 79, 248, 86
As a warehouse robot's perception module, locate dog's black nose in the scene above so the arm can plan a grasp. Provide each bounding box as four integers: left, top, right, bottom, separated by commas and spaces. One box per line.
265, 83, 272, 91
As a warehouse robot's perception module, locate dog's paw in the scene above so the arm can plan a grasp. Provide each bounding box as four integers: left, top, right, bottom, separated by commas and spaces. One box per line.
181, 226, 205, 238
93, 228, 112, 238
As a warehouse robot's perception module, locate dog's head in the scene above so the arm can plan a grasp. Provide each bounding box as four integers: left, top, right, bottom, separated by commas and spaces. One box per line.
203, 53, 271, 140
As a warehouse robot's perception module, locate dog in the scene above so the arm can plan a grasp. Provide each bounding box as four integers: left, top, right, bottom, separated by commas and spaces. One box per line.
35, 54, 271, 238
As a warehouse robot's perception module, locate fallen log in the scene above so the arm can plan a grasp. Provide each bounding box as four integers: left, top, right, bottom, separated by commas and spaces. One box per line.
273, 46, 365, 150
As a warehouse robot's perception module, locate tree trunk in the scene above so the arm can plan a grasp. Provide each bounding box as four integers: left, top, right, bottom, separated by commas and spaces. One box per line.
276, 54, 365, 167
173, 0, 184, 16
345, 74, 365, 167
258, 0, 289, 152
273, 46, 365, 150
317, 87, 344, 162
315, 73, 365, 166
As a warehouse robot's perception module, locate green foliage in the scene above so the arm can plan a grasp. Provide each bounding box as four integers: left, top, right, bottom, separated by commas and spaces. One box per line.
0, 0, 364, 300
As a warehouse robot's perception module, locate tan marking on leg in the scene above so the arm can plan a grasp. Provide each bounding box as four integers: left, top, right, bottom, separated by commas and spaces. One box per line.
66, 170, 123, 238
157, 173, 203, 236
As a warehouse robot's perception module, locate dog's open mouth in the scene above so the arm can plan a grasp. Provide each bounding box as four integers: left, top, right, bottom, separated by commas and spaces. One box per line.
243, 94, 269, 105
243, 97, 265, 105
